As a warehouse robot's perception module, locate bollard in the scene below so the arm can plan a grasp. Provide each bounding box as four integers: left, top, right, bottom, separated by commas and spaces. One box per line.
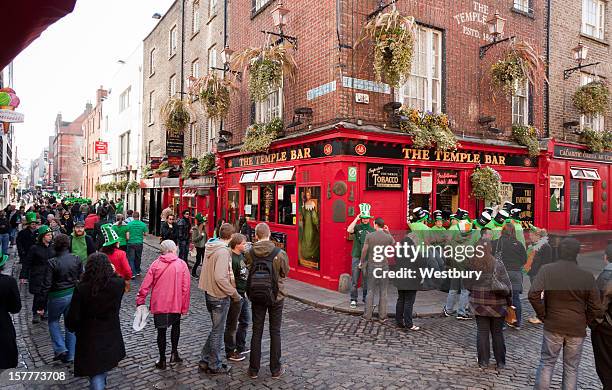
337, 273, 351, 293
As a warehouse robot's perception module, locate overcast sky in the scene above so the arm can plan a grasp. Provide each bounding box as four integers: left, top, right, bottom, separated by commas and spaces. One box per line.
13, 0, 175, 165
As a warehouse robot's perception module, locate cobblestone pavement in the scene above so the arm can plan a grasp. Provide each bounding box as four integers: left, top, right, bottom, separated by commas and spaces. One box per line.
3, 245, 604, 390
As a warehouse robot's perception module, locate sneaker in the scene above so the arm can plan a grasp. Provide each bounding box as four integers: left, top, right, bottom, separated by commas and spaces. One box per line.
53, 352, 68, 362
207, 364, 232, 375
443, 307, 455, 317
350, 300, 357, 309
528, 317, 542, 324
238, 349, 251, 355
456, 313, 473, 320
271, 365, 285, 379
228, 352, 245, 362
247, 368, 258, 379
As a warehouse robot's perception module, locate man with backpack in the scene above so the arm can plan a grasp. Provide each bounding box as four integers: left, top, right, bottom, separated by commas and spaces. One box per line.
245, 223, 290, 379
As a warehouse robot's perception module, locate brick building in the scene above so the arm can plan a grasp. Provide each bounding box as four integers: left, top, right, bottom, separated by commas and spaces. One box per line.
82, 87, 107, 199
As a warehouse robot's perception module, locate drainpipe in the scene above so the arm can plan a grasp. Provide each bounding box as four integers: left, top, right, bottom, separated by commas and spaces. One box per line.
545, 0, 551, 139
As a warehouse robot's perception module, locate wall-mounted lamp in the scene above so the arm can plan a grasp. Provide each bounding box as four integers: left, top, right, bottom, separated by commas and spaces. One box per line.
210, 46, 242, 81
262, 1, 298, 48
563, 41, 600, 79
479, 12, 515, 59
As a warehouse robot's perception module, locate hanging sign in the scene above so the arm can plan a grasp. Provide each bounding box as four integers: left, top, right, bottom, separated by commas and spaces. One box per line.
366, 164, 403, 190
166, 128, 184, 157
94, 141, 108, 154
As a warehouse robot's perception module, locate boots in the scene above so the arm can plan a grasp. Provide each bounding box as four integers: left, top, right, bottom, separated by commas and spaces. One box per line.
169, 351, 182, 364
155, 358, 166, 370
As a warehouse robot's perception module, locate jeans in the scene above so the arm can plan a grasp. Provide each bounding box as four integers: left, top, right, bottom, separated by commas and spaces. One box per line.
9, 227, 17, 244
475, 316, 506, 366
127, 244, 143, 275
250, 299, 283, 374
508, 270, 523, 326
192, 247, 205, 276
350, 257, 367, 302
395, 290, 417, 328
511, 290, 522, 326
178, 240, 189, 265
0, 233, 9, 256
364, 268, 388, 320
224, 294, 251, 354
445, 278, 470, 316
47, 294, 76, 361
200, 293, 230, 370
534, 330, 585, 390
89, 372, 107, 390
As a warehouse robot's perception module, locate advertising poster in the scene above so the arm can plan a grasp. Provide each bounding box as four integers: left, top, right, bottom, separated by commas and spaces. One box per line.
298, 186, 321, 270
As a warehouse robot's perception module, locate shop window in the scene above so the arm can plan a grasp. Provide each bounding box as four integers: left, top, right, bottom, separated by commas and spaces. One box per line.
259, 184, 276, 223
298, 186, 321, 270
245, 186, 259, 220
408, 168, 433, 212
582, 0, 605, 39
277, 184, 296, 225
435, 170, 459, 219
228, 190, 239, 226
549, 175, 565, 212
570, 179, 594, 225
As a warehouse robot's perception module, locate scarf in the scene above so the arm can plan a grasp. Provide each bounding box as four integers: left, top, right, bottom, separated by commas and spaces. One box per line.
71, 233, 88, 263
523, 236, 549, 273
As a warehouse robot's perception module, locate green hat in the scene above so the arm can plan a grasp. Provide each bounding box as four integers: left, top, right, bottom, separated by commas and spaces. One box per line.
101, 223, 120, 247
37, 225, 52, 238
25, 212, 38, 224
195, 213, 206, 223
358, 203, 373, 219
0, 254, 8, 268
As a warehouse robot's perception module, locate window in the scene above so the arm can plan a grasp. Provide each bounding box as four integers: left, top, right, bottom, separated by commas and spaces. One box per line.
398, 26, 442, 113
148, 91, 155, 124
192, 5, 200, 35
512, 79, 529, 125
120, 131, 130, 166
207, 118, 217, 152
582, 0, 605, 39
191, 59, 200, 82
259, 184, 276, 222
245, 186, 259, 220
146, 140, 154, 162
277, 184, 296, 225
189, 122, 198, 156
513, 0, 530, 13
570, 179, 594, 225
208, 45, 217, 71
149, 48, 156, 75
169, 74, 177, 97
210, 0, 218, 15
119, 87, 131, 112
169, 25, 178, 57
228, 191, 239, 227
580, 73, 605, 132
252, 0, 270, 14
435, 170, 459, 220
256, 88, 282, 123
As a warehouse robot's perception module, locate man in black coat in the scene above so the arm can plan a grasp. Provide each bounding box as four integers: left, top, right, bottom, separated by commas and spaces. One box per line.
591, 244, 612, 388
19, 225, 56, 324
176, 210, 192, 265
16, 212, 39, 264
93, 209, 111, 250
0, 254, 21, 369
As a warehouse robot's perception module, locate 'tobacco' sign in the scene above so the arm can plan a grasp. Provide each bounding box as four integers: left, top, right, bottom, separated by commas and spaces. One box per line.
95, 141, 108, 154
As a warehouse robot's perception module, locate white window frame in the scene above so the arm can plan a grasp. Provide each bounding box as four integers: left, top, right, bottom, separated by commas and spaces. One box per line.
208, 45, 217, 72
190, 122, 198, 156
580, 73, 605, 132
169, 25, 178, 57
207, 118, 217, 152
149, 48, 156, 75
256, 87, 283, 123
252, 0, 270, 14
210, 0, 218, 15
120, 131, 130, 166
192, 5, 200, 35
169, 74, 177, 97
192, 59, 200, 79
119, 87, 131, 112
512, 79, 529, 125
582, 0, 606, 39
397, 26, 442, 114
148, 91, 155, 124
513, 0, 530, 13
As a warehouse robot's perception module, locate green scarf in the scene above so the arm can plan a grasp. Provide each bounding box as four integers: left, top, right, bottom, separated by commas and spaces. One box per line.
71, 233, 88, 263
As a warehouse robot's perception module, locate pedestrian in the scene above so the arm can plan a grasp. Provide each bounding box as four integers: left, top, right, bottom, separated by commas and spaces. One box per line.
16, 212, 39, 263
19, 225, 56, 324
224, 233, 251, 361
245, 223, 290, 379
529, 237, 603, 390
393, 233, 424, 331
191, 213, 207, 278
83, 211, 99, 238
60, 211, 74, 235
160, 204, 174, 224
40, 234, 82, 363
136, 240, 190, 369
9, 206, 24, 247
525, 228, 553, 325
444, 209, 474, 320
79, 201, 89, 223
198, 223, 241, 375
0, 210, 10, 257
176, 210, 192, 265
71, 202, 81, 224
124, 210, 134, 224
92, 208, 110, 250
126, 211, 148, 278
346, 203, 374, 309
467, 239, 512, 369
112, 214, 129, 252
508, 208, 526, 248
107, 200, 116, 223
99, 224, 132, 282
213, 219, 226, 239
0, 252, 21, 369
492, 223, 527, 329
161, 214, 178, 244
66, 253, 126, 390
49, 218, 65, 239
359, 217, 395, 322
591, 244, 612, 389
238, 216, 252, 240
70, 221, 96, 265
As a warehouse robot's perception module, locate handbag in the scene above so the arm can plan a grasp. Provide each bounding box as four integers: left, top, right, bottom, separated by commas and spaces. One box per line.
505, 305, 518, 325
491, 240, 510, 296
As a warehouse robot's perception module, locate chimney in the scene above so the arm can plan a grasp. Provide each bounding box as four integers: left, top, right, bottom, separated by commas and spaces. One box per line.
96, 86, 108, 104
85, 102, 93, 113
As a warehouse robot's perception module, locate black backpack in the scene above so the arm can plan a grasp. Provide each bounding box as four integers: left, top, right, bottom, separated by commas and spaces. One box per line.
246, 247, 281, 306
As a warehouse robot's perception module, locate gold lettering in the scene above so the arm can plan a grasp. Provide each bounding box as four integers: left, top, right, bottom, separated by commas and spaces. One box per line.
435, 151, 443, 160
290, 150, 297, 160
280, 151, 287, 161
449, 153, 459, 162
443, 152, 451, 161
485, 155, 492, 164
499, 156, 506, 165
474, 154, 481, 163
422, 150, 430, 160
304, 148, 311, 158
402, 148, 411, 158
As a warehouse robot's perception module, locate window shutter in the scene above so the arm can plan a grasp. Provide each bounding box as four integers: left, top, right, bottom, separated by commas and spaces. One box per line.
250, 102, 256, 124
528, 84, 534, 126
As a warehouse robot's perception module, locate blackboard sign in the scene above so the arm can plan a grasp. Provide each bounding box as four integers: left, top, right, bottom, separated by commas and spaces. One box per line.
366, 164, 404, 190
512, 183, 535, 227
166, 128, 184, 157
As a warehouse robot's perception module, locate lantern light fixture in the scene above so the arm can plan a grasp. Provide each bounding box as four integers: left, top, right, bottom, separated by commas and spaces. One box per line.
271, 2, 290, 29
563, 41, 600, 80
479, 11, 515, 59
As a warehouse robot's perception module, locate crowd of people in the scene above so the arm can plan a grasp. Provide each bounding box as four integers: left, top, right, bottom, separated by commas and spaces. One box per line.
350, 201, 612, 389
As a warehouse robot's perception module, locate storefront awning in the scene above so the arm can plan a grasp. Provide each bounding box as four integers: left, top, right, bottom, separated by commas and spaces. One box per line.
570, 167, 600, 180
239, 168, 295, 184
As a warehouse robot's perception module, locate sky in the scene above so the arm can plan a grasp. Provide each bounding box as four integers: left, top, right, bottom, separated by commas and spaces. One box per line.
13, 0, 175, 165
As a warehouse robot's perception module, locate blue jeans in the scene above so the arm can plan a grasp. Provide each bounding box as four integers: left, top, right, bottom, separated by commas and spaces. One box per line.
47, 294, 76, 361
201, 293, 230, 370
127, 243, 143, 275
445, 278, 470, 316
511, 290, 522, 326
224, 295, 251, 353
178, 240, 189, 264
350, 257, 367, 302
9, 227, 17, 243
0, 233, 9, 256
89, 372, 107, 390
534, 330, 585, 390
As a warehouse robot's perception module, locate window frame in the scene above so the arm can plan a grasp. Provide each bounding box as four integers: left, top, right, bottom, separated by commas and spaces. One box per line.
207, 118, 217, 152
255, 87, 283, 123
252, 0, 271, 16
210, 0, 218, 16
582, 0, 606, 39
148, 91, 155, 124
119, 87, 131, 112
169, 74, 177, 97
513, 0, 531, 13
149, 48, 156, 76
119, 131, 131, 166
189, 121, 198, 157
207, 44, 217, 72
192, 4, 200, 36
169, 25, 178, 57
512, 79, 529, 125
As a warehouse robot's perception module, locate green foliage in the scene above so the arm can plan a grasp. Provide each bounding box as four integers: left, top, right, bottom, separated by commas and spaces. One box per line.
398, 108, 457, 151
141, 165, 151, 178
161, 98, 191, 132
241, 117, 284, 153
182, 157, 199, 179
580, 128, 612, 153
489, 40, 547, 98
512, 124, 540, 156
192, 73, 234, 120
471, 166, 502, 204
573, 81, 610, 116
154, 162, 169, 175
127, 181, 140, 193
115, 180, 128, 193
198, 153, 216, 174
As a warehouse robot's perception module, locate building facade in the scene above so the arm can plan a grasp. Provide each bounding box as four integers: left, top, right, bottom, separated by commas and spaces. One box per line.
82, 87, 108, 199
0, 63, 16, 207
51, 107, 90, 193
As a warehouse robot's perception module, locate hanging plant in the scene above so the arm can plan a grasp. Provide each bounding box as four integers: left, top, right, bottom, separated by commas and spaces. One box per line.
181, 157, 199, 179
232, 44, 297, 102
573, 81, 610, 116
603, 130, 612, 151
471, 166, 502, 204
241, 117, 284, 153
198, 153, 216, 174
127, 181, 140, 193
141, 165, 152, 178
581, 128, 607, 152
94, 183, 103, 193
115, 180, 128, 193
190, 73, 235, 120
490, 40, 547, 97
512, 124, 540, 156
160, 98, 191, 132
358, 9, 416, 87
398, 108, 458, 151
154, 161, 169, 174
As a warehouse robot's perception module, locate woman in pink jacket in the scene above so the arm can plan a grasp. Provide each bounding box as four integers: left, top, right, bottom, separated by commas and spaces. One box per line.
136, 240, 190, 370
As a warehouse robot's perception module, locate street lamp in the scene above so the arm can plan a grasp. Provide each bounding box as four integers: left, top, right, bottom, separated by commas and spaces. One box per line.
271, 2, 290, 29
563, 41, 600, 79
479, 11, 514, 59
221, 46, 234, 65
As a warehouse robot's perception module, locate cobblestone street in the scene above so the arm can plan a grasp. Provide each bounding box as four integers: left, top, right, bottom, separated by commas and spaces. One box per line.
4, 244, 603, 390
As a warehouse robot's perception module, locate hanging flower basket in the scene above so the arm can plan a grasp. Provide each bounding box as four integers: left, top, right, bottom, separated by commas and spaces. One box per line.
580, 128, 612, 153
471, 166, 502, 204
181, 157, 199, 179
190, 73, 235, 120
94, 183, 103, 193
231, 44, 297, 102
115, 180, 128, 193
358, 10, 415, 87
127, 181, 140, 193
241, 117, 284, 153
198, 153, 216, 174
490, 40, 547, 98
141, 165, 152, 178
573, 81, 609, 116
512, 124, 540, 156
160, 98, 191, 132
154, 162, 169, 175
398, 108, 458, 151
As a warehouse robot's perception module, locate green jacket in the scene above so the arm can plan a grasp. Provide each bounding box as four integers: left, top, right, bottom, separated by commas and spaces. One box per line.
409, 221, 430, 246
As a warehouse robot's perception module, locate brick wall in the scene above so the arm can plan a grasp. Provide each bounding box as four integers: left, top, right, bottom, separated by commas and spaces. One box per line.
82, 88, 106, 197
